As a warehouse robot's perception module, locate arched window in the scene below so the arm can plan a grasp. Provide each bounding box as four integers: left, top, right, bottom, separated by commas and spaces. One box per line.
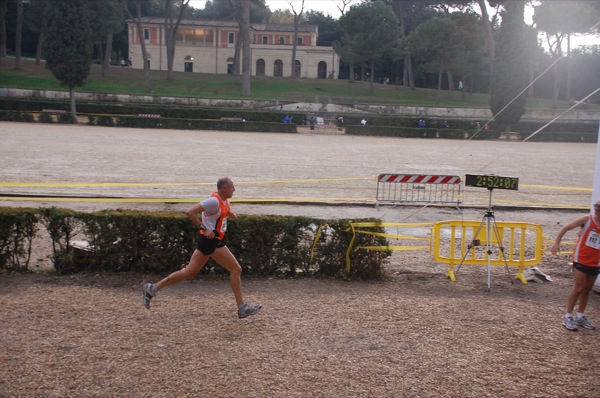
256, 59, 265, 76
318, 61, 327, 79
227, 57, 234, 74
294, 60, 301, 77
273, 59, 283, 77
184, 55, 194, 73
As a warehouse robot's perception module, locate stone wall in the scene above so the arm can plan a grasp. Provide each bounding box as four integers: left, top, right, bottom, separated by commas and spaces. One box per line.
1, 87, 599, 121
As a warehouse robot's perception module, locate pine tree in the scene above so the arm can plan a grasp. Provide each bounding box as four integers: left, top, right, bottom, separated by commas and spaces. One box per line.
489, 1, 527, 135
43, 0, 92, 122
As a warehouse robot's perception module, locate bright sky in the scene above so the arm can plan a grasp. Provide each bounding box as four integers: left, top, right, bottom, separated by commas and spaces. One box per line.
188, 0, 599, 48
188, 0, 348, 16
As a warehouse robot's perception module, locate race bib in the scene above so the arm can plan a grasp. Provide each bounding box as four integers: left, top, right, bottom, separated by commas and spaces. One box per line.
220, 217, 228, 233
585, 230, 600, 250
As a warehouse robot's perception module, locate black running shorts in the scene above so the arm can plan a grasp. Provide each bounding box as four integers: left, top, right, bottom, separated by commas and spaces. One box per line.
196, 232, 225, 255
573, 262, 600, 276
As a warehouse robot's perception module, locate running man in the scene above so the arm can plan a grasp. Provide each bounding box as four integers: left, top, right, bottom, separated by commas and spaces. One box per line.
142, 176, 262, 319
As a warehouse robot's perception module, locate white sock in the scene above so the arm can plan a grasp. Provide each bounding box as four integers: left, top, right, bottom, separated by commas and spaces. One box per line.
576, 312, 585, 319
565, 312, 574, 319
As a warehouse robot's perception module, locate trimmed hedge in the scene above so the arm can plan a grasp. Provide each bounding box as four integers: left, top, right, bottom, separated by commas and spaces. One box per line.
2, 97, 596, 141
0, 207, 390, 280
346, 125, 502, 140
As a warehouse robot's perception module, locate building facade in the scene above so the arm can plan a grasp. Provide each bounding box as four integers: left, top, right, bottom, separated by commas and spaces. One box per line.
127, 18, 339, 79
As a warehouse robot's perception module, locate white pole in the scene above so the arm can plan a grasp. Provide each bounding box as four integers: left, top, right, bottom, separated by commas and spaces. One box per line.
593, 121, 600, 210
593, 121, 600, 292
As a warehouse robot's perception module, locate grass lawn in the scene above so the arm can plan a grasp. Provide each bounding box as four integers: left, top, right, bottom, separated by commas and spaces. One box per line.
0, 57, 592, 111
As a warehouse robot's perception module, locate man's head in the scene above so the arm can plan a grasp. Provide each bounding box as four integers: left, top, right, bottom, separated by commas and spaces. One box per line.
594, 200, 600, 214
217, 177, 235, 199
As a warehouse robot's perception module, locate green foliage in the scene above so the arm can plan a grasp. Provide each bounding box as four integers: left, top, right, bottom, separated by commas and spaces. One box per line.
43, 0, 93, 90
0, 207, 389, 280
39, 208, 84, 274
336, 1, 400, 88
0, 207, 38, 272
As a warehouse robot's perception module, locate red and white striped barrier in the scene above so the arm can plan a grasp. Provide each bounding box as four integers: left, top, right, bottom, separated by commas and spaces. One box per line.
376, 173, 462, 207
378, 174, 461, 185
138, 114, 160, 118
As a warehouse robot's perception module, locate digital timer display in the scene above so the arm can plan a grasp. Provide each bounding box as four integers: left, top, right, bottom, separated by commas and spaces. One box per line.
464, 174, 519, 191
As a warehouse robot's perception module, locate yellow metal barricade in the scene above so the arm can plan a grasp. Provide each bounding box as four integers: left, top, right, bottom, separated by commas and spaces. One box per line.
431, 220, 545, 284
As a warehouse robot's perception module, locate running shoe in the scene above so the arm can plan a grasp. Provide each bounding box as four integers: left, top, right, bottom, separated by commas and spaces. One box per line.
576, 316, 596, 330
562, 315, 578, 331
142, 283, 157, 309
238, 303, 262, 319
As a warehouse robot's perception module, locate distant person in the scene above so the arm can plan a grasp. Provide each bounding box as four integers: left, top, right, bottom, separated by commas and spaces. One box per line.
361, 119, 367, 126
551, 200, 600, 331
282, 115, 291, 123
142, 177, 262, 319
310, 116, 315, 131
418, 119, 426, 128
441, 120, 449, 129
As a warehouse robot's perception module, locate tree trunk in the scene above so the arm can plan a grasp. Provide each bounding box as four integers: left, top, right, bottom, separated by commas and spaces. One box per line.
35, 32, 45, 65
0, 3, 6, 61
369, 59, 374, 94
565, 33, 571, 101
447, 70, 454, 91
69, 86, 78, 123
103, 33, 113, 72
551, 61, 560, 110
15, 0, 23, 70
126, 0, 152, 92
404, 55, 414, 89
98, 43, 105, 78
240, 0, 251, 96
291, 19, 299, 77
436, 64, 443, 105
164, 0, 188, 81
477, 0, 495, 77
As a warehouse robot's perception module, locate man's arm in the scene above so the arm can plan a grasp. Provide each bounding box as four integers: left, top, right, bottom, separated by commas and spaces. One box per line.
551, 215, 589, 254
186, 203, 205, 230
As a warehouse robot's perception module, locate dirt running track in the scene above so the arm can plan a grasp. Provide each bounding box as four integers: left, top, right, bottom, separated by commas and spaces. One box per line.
1, 121, 599, 397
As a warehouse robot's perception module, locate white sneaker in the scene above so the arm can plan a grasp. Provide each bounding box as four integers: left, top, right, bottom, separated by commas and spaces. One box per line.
562, 316, 578, 331
142, 283, 157, 309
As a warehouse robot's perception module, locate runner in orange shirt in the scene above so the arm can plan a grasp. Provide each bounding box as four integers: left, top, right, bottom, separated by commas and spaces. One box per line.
142, 176, 261, 319
551, 200, 600, 331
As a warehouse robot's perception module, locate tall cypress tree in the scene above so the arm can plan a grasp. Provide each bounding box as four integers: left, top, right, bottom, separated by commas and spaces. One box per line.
43, 0, 92, 122
489, 1, 527, 135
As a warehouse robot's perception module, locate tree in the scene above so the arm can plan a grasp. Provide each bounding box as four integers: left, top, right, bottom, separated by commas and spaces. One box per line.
240, 0, 250, 95
304, 11, 340, 46
0, 0, 7, 62
43, 0, 93, 122
407, 16, 467, 104
164, 0, 189, 80
88, 0, 125, 76
23, 0, 49, 65
288, 0, 305, 78
448, 10, 488, 98
124, 0, 152, 92
489, 1, 527, 134
336, 1, 400, 93
14, 0, 22, 69
533, 1, 599, 107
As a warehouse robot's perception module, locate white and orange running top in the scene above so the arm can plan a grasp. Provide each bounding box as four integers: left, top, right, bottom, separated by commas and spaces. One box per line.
200, 192, 231, 241
573, 214, 600, 267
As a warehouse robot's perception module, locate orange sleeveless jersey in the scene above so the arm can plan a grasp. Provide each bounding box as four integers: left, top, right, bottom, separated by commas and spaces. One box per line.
573, 215, 600, 267
201, 193, 231, 241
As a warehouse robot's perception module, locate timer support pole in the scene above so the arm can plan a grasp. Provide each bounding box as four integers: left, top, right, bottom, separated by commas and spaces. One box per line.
456, 186, 514, 291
